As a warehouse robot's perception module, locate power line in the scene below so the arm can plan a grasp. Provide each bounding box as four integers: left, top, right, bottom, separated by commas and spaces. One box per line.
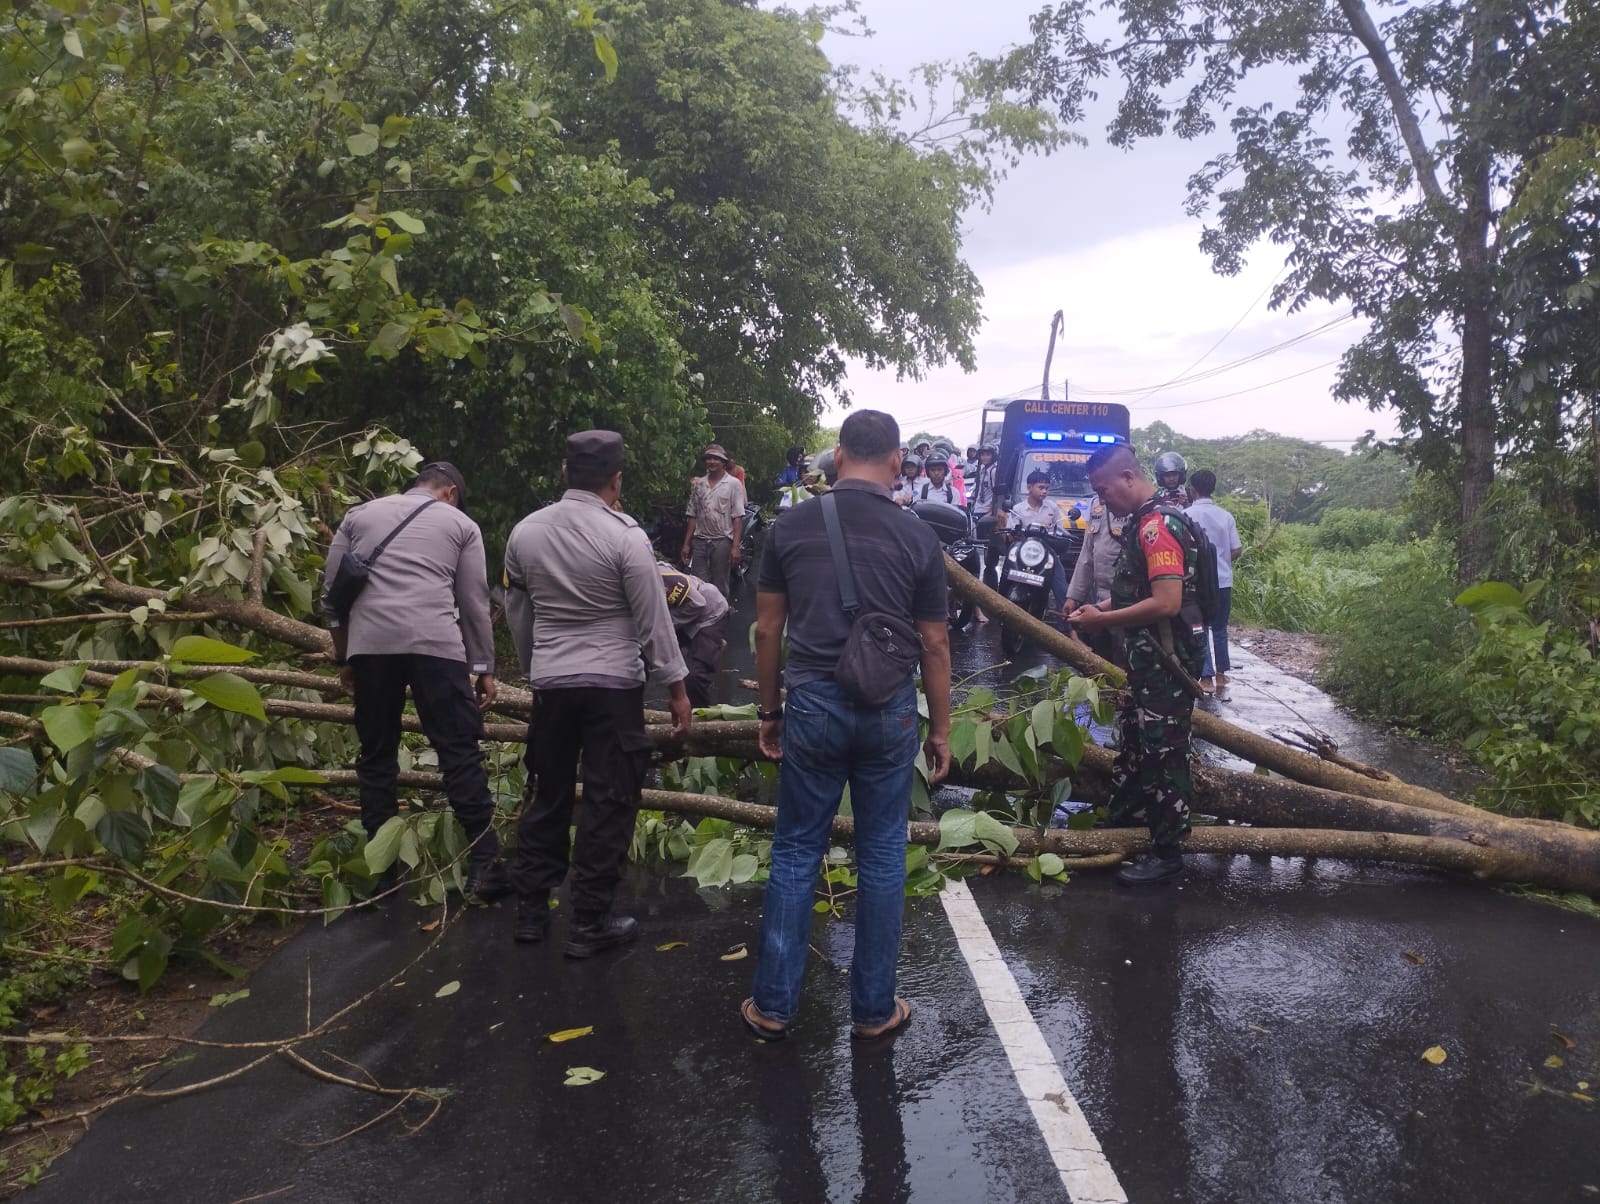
1140, 358, 1342, 411
1127, 267, 1288, 405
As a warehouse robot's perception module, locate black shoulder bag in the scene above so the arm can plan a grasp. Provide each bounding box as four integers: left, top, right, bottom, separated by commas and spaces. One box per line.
820, 492, 923, 705
324, 498, 437, 623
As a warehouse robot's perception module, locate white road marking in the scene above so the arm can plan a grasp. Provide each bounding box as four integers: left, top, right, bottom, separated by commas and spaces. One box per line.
939, 878, 1128, 1204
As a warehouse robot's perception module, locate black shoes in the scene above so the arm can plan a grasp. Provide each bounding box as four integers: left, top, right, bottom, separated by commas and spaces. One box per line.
1117, 849, 1185, 886
466, 857, 512, 903
564, 914, 638, 959
514, 895, 551, 944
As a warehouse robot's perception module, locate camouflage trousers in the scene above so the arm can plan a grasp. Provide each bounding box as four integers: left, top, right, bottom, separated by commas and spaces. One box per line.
1107, 647, 1200, 850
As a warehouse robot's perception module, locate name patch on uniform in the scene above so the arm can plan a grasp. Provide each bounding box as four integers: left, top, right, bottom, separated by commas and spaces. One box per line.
1148, 549, 1182, 571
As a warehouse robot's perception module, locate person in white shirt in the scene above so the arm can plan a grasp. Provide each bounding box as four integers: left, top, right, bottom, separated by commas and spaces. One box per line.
1183, 468, 1244, 693
1005, 470, 1065, 534
1006, 470, 1069, 617
914, 458, 959, 505
891, 456, 919, 506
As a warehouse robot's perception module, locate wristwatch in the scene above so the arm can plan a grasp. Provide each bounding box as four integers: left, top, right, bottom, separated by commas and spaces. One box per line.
757, 708, 784, 723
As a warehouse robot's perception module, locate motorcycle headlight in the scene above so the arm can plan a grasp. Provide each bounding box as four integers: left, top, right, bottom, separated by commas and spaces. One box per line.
1019, 539, 1047, 568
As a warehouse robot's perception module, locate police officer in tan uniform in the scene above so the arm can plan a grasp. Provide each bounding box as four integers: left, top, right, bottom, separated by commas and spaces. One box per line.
1061, 494, 1131, 664
503, 431, 692, 955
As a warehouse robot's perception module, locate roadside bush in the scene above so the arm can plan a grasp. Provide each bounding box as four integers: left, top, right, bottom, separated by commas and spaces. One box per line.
1456, 580, 1600, 826
1316, 538, 1468, 732
1313, 507, 1404, 551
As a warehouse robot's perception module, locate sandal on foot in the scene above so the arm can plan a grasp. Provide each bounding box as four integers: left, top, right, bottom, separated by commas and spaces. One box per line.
740, 997, 787, 1043
852, 997, 912, 1042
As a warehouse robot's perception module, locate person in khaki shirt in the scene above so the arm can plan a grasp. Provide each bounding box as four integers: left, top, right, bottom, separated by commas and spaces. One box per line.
503, 431, 691, 957
680, 442, 746, 601
1060, 495, 1131, 665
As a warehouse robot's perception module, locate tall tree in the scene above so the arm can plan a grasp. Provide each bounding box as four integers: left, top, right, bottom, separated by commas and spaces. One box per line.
538, 0, 1063, 481
997, 0, 1590, 582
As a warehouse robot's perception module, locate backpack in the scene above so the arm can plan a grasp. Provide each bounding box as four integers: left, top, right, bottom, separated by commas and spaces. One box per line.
1121, 504, 1222, 627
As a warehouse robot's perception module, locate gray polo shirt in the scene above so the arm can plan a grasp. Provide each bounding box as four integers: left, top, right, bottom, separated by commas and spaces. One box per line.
504, 490, 688, 690
321, 489, 494, 672
758, 477, 946, 690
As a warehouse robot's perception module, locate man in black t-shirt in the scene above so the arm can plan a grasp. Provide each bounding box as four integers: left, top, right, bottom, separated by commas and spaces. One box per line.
741, 410, 952, 1044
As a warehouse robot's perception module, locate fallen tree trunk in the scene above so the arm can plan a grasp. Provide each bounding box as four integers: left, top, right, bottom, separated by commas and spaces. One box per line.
0, 561, 1480, 815
943, 554, 1484, 819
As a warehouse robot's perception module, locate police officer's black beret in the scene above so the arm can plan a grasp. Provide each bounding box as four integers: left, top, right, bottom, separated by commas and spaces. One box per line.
567, 430, 625, 474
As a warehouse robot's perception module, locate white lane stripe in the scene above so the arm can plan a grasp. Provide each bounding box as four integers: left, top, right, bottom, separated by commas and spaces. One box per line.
939, 879, 1128, 1204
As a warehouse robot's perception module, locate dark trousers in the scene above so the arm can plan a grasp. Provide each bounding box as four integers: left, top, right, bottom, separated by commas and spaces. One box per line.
351, 654, 497, 854
680, 615, 728, 709
509, 686, 652, 917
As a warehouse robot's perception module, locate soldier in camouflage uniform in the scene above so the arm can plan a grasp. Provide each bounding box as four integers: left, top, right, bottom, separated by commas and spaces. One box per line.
1068, 444, 1205, 885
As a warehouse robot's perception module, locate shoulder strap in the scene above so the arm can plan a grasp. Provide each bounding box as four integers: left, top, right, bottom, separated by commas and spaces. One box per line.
366, 498, 437, 566
820, 492, 859, 615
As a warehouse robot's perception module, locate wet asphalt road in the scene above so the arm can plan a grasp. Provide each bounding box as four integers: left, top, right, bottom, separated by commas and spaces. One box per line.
28, 556, 1600, 1203
29, 864, 1600, 1203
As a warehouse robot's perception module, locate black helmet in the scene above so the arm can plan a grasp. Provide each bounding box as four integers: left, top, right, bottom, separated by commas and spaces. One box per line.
1152, 451, 1188, 482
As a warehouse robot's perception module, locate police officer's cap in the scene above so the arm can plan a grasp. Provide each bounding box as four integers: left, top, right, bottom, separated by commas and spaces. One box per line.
566, 430, 625, 475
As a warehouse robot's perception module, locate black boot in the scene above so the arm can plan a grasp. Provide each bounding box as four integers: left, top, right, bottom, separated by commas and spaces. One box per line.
513, 895, 551, 944
466, 856, 511, 903
1117, 848, 1184, 886
565, 913, 638, 959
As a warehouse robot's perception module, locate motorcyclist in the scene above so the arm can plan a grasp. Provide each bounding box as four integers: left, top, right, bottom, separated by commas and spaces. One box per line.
1152, 451, 1188, 508
892, 455, 920, 506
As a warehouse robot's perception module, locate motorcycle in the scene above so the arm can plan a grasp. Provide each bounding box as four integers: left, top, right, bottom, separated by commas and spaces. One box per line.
910, 501, 983, 631
997, 523, 1069, 657
729, 503, 764, 590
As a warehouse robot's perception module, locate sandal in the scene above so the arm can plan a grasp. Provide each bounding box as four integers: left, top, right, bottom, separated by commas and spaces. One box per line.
740, 997, 787, 1043
851, 996, 912, 1042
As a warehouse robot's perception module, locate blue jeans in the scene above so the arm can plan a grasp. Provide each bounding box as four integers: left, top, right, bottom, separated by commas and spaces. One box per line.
1200, 585, 1233, 679
751, 680, 919, 1028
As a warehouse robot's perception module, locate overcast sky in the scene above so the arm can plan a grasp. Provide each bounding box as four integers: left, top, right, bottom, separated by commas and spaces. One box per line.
817, 0, 1405, 450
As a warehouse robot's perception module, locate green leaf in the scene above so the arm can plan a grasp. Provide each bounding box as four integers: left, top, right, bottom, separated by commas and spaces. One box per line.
435, 980, 461, 998
96, 810, 151, 863
209, 989, 251, 1007
347, 129, 380, 156
1030, 699, 1057, 751
693, 837, 734, 887
1037, 852, 1066, 877
364, 816, 406, 873
41, 665, 87, 693
973, 811, 1019, 856
63, 29, 84, 57
973, 721, 992, 768
593, 33, 619, 81
992, 736, 1025, 780
189, 673, 267, 721
948, 718, 977, 767
171, 635, 257, 664
41, 703, 98, 753
0, 747, 37, 795
730, 853, 760, 884
563, 1066, 605, 1086
1454, 582, 1524, 613
387, 210, 426, 234
135, 765, 179, 826
937, 808, 977, 850
240, 767, 327, 785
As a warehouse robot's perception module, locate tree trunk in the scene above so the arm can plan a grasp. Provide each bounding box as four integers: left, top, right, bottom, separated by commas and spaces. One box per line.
1452, 8, 1500, 586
